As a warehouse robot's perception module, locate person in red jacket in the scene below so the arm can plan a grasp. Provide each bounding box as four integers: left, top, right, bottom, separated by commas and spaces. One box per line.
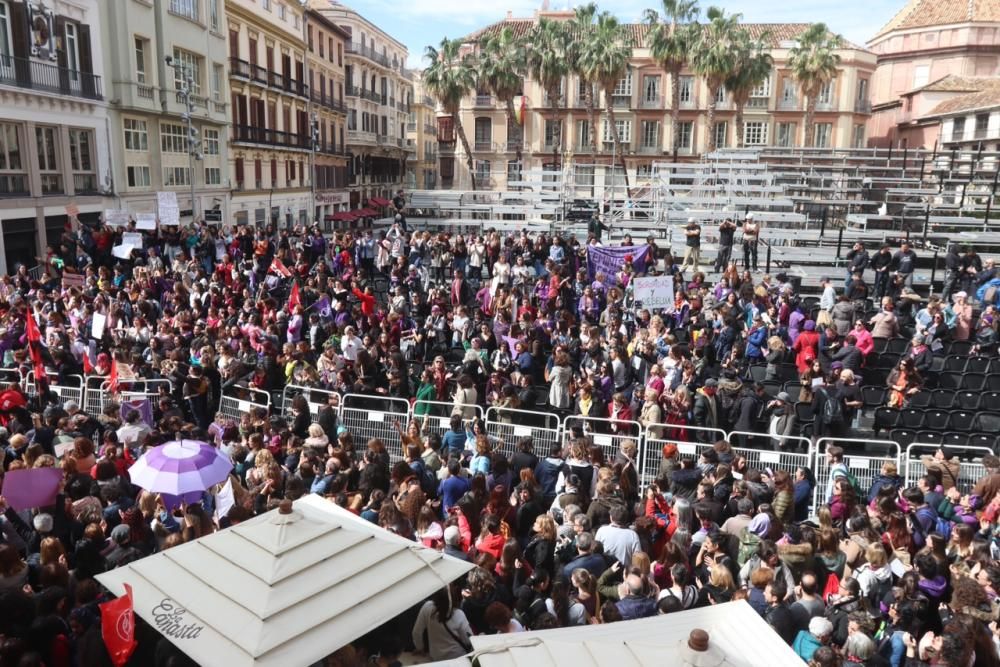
352, 281, 377, 318
792, 320, 821, 374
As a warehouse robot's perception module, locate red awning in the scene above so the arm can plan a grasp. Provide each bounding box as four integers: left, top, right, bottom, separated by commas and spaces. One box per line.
327, 211, 356, 222
358, 208, 378, 217
369, 197, 391, 207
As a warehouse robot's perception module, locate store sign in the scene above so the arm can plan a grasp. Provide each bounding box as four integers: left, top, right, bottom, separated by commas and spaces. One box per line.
316, 192, 349, 205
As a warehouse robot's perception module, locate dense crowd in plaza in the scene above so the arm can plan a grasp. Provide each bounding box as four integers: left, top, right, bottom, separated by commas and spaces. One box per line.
2, 196, 1000, 667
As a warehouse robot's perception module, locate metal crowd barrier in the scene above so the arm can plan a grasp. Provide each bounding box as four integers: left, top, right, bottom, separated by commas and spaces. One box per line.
217, 386, 272, 423
280, 384, 340, 422
413, 400, 483, 442
25, 372, 84, 408
485, 407, 561, 459
903, 443, 991, 494
812, 437, 901, 509
562, 416, 644, 467
339, 393, 411, 462
641, 424, 728, 485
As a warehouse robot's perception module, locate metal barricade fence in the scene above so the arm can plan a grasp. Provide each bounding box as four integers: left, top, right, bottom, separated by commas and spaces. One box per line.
813, 437, 900, 510
83, 376, 107, 414
412, 400, 483, 442
116, 378, 173, 405
340, 394, 411, 462
903, 443, 992, 494
485, 407, 561, 459
280, 384, 341, 422
727, 431, 814, 478
0, 368, 21, 388
562, 416, 644, 470
25, 372, 84, 407
641, 424, 728, 486
217, 386, 272, 423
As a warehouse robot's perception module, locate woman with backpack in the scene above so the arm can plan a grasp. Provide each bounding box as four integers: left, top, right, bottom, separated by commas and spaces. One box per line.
411, 586, 473, 661
854, 543, 893, 613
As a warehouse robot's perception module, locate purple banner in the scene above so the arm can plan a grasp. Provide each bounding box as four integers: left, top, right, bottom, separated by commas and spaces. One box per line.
586, 245, 650, 284
1, 467, 63, 510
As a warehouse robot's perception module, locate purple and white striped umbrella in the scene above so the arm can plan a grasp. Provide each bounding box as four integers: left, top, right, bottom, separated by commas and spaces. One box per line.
127, 440, 233, 496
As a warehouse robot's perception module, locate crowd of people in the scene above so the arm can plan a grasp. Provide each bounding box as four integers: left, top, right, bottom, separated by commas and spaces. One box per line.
0, 198, 999, 667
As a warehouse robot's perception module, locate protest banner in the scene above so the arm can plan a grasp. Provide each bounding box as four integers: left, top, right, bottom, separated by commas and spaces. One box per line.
1, 467, 63, 510
157, 191, 180, 226
586, 245, 650, 284
633, 276, 675, 312
112, 244, 134, 260
123, 232, 144, 249
62, 272, 86, 290
92, 312, 107, 339
135, 213, 157, 230
104, 209, 130, 228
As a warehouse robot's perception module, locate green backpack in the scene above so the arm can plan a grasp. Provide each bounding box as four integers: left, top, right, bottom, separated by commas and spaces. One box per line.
737, 529, 761, 568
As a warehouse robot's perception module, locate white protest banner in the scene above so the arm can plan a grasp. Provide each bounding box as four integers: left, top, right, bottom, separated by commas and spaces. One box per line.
111, 244, 134, 260
135, 213, 157, 230
214, 478, 235, 523
157, 191, 180, 226
61, 272, 86, 290
122, 232, 144, 249
91, 313, 106, 339
633, 276, 675, 312
104, 209, 130, 228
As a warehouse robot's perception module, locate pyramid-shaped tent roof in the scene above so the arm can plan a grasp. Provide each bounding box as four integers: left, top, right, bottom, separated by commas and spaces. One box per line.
97, 495, 473, 667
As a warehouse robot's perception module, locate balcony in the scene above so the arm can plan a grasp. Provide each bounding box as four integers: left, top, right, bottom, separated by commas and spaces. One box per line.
638, 144, 662, 154
854, 99, 872, 114
778, 98, 800, 111
232, 124, 310, 150
424, 124, 437, 135
747, 97, 769, 109
310, 89, 347, 114
679, 98, 696, 109
474, 140, 495, 152
346, 42, 391, 68
347, 129, 377, 145
612, 95, 632, 109
0, 174, 29, 198
346, 84, 385, 104
474, 94, 493, 107
815, 101, 835, 112
975, 127, 989, 139
506, 138, 522, 152
0, 54, 103, 101
40, 174, 63, 195
73, 174, 100, 195
640, 96, 661, 109
229, 58, 308, 98
574, 144, 594, 154
137, 84, 155, 100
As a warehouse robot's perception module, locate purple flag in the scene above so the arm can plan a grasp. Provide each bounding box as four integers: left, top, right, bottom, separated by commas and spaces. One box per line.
503, 335, 521, 356
119, 398, 153, 427
1, 467, 63, 510
586, 245, 650, 284
314, 295, 333, 321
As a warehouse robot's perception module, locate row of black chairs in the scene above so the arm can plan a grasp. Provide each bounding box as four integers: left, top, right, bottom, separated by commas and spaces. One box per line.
888, 429, 996, 450
874, 407, 1000, 435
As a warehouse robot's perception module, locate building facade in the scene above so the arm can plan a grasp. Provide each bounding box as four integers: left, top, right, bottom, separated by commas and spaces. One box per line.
0, 0, 109, 273
444, 13, 876, 191
304, 4, 349, 227
315, 2, 414, 208
101, 0, 231, 230
867, 0, 1000, 147
226, 0, 312, 229
406, 72, 438, 191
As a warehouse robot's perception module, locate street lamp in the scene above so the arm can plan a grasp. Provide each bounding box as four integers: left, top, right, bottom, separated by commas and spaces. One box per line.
310, 111, 319, 225
165, 55, 202, 226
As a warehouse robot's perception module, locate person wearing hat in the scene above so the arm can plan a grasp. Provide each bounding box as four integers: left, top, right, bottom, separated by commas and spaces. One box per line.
680, 217, 701, 273
742, 213, 760, 272
793, 320, 820, 374
766, 391, 797, 451
692, 378, 720, 442
104, 523, 141, 568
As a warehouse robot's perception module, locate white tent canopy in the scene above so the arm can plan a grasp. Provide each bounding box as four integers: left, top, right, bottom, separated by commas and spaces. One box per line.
97, 495, 473, 667
426, 601, 803, 667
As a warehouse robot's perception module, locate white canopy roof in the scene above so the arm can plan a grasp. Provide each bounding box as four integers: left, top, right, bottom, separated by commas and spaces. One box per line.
96, 495, 473, 667
426, 601, 802, 667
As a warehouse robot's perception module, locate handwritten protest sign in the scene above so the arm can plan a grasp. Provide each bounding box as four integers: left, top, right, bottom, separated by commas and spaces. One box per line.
135, 213, 157, 230
104, 209, 130, 228
633, 276, 675, 312
157, 191, 180, 226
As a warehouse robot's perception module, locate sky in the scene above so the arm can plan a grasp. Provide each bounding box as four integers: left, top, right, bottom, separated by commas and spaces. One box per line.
343, 0, 906, 69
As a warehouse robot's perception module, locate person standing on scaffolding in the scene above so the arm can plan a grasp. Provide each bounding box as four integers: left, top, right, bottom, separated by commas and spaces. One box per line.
742, 213, 760, 272
588, 213, 611, 243
715, 217, 737, 273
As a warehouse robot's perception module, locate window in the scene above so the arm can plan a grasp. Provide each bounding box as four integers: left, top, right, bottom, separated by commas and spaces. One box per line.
205, 167, 222, 185
124, 119, 148, 151
714, 122, 727, 148
135, 38, 147, 83
68, 130, 92, 172
277, 4, 286, 20
612, 71, 632, 97
751, 77, 771, 98
126, 166, 150, 188
0, 122, 22, 171
474, 159, 490, 183
212, 64, 223, 101
262, 0, 270, 10
643, 76, 660, 104
35, 126, 58, 170
715, 86, 726, 105
951, 117, 966, 141
169, 0, 199, 21
603, 119, 632, 145
679, 76, 693, 104
776, 122, 796, 147
576, 119, 590, 149
543, 119, 561, 147
640, 120, 659, 148
0, 2, 12, 63
65, 23, 79, 79
172, 48, 201, 95
203, 128, 219, 154
293, 13, 299, 29
781, 79, 797, 107
856, 78, 868, 102
577, 79, 589, 105
676, 121, 692, 149
814, 122, 832, 148
165, 166, 190, 186
160, 123, 187, 152
913, 64, 929, 89
852, 124, 866, 148
744, 121, 768, 146
474, 117, 492, 149
817, 79, 834, 106
976, 113, 990, 136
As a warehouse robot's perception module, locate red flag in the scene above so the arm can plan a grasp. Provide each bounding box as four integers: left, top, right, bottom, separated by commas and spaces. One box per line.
269, 257, 292, 278
100, 583, 137, 667
287, 282, 301, 314
82, 352, 94, 375
108, 358, 119, 394
24, 312, 48, 395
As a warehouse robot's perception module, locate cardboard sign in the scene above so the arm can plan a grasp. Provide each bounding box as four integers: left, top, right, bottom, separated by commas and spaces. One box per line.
135, 213, 157, 230
104, 209, 130, 228
633, 276, 675, 311
112, 244, 134, 259
123, 232, 144, 249
157, 191, 180, 226
91, 312, 107, 339
61, 272, 86, 289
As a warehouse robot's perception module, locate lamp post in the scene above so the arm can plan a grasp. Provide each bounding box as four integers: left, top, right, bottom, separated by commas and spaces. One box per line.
310, 112, 319, 225
165, 56, 202, 225
300, 0, 314, 226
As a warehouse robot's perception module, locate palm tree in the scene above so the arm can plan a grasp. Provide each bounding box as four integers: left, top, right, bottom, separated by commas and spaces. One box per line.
478, 27, 527, 158
788, 23, 842, 148
568, 3, 599, 153
725, 33, 773, 148
689, 6, 742, 154
424, 38, 479, 189
644, 0, 700, 161
526, 18, 570, 168
580, 12, 634, 195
